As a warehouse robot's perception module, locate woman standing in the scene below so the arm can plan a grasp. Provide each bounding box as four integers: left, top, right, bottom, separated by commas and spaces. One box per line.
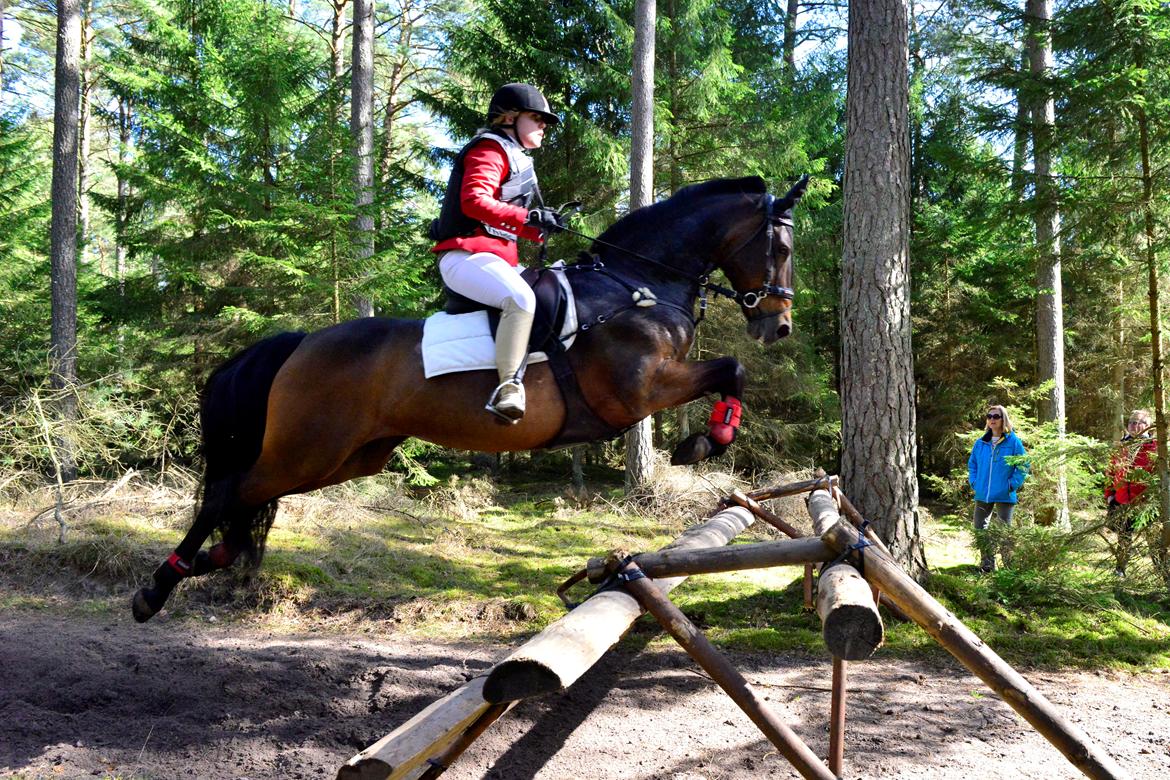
429, 83, 565, 422
1105, 409, 1157, 576
967, 405, 1029, 572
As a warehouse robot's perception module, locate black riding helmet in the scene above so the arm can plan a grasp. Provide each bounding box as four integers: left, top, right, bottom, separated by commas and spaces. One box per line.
487, 83, 561, 126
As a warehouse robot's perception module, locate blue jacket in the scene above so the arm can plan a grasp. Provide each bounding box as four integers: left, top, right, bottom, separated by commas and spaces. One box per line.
968, 430, 1028, 504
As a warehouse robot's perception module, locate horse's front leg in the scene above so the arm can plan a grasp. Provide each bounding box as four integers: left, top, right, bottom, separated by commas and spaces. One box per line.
641, 356, 746, 465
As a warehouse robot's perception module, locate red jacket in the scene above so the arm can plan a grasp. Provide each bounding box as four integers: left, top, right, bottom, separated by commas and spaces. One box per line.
430, 140, 543, 266
1105, 435, 1158, 505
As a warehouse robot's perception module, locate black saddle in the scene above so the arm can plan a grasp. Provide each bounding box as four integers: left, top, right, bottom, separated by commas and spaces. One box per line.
443, 267, 570, 353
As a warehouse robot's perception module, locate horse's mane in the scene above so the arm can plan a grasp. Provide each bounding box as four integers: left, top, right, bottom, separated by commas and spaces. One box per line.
594, 176, 767, 250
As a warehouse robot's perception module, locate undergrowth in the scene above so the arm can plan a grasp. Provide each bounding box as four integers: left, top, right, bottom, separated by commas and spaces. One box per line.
1, 455, 1168, 670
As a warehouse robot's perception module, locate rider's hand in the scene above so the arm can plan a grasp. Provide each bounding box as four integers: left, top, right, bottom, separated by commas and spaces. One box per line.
526, 207, 566, 234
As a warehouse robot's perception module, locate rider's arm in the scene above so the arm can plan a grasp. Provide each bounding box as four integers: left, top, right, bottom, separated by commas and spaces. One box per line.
460, 142, 544, 242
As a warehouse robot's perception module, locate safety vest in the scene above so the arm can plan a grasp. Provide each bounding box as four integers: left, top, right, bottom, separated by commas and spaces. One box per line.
429, 131, 539, 242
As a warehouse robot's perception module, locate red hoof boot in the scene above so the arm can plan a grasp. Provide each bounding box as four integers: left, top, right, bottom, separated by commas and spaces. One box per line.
706, 397, 743, 446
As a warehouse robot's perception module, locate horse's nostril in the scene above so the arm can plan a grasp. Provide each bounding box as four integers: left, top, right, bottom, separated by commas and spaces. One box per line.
776, 323, 791, 338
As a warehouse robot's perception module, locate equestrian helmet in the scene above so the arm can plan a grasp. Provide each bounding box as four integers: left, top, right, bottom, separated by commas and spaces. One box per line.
487, 83, 561, 126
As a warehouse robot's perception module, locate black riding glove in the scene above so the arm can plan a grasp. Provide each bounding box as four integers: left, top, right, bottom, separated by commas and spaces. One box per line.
526, 207, 566, 234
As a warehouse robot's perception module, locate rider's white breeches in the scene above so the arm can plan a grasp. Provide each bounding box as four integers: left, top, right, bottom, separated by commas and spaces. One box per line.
438, 250, 537, 314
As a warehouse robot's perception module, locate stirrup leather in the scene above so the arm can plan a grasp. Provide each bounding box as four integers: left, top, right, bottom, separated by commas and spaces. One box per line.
486, 380, 526, 423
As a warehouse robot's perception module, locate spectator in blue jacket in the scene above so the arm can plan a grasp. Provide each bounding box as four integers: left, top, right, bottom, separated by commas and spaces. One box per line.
967, 404, 1029, 572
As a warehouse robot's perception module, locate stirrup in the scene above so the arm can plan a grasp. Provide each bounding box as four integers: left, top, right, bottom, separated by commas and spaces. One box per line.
486, 380, 526, 423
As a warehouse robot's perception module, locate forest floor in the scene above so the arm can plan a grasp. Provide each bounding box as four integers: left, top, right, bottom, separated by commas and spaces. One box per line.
1, 608, 1169, 780
2, 465, 1170, 779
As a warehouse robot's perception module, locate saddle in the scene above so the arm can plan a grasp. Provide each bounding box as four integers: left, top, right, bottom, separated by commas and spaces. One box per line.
440, 266, 625, 448
443, 267, 569, 354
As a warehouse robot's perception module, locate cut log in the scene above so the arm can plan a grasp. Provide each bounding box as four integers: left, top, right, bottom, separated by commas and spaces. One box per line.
483, 505, 755, 702
337, 677, 513, 780
820, 519, 1132, 780
807, 490, 883, 660
585, 536, 833, 582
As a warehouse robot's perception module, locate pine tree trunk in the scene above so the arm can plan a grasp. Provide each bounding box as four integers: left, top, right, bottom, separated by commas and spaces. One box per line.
1111, 276, 1126, 434
51, 0, 82, 484
840, 0, 924, 578
1025, 0, 1069, 528
624, 0, 657, 492
783, 0, 798, 72
1135, 61, 1170, 582
1011, 51, 1031, 200
350, 0, 375, 318
77, 0, 92, 255
331, 0, 348, 81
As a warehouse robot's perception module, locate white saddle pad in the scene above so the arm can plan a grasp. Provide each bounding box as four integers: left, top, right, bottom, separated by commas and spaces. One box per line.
422, 264, 578, 379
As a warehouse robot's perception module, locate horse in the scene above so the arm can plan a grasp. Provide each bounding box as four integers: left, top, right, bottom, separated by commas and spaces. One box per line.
131, 174, 809, 622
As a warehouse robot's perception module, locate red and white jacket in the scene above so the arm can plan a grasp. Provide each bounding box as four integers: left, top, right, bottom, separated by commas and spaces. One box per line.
1105, 434, 1158, 505
430, 136, 544, 266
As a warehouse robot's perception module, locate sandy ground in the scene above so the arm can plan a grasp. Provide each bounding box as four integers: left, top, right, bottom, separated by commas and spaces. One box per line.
2, 609, 1169, 780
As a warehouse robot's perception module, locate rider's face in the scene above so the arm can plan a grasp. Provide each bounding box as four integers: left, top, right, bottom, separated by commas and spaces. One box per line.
514, 111, 547, 149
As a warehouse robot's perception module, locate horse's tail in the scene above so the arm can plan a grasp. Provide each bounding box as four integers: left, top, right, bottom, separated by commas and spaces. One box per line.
198, 330, 307, 565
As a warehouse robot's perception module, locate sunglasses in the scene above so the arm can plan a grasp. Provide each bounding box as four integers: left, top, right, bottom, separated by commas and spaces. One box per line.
986, 413, 1003, 420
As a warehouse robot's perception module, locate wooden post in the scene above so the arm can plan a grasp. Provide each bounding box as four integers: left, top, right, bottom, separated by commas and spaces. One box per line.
820, 519, 1132, 780
808, 490, 884, 660
620, 560, 838, 780
829, 657, 846, 777
483, 505, 756, 702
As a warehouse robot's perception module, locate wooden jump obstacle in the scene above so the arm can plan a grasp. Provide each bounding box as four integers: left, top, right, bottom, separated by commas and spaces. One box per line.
339, 477, 1133, 780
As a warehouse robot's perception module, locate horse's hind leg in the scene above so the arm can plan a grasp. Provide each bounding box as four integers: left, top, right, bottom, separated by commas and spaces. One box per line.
131, 477, 256, 623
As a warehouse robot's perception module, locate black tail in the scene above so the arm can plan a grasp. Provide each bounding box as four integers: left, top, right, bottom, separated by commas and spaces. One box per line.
199, 331, 307, 562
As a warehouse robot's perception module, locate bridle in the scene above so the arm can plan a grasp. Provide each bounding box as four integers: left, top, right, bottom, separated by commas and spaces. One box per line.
561, 191, 794, 324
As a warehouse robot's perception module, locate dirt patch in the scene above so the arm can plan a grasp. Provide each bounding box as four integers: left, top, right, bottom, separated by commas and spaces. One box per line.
2, 610, 1168, 780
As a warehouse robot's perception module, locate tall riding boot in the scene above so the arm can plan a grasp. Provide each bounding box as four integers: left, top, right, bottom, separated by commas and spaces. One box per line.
486, 298, 534, 422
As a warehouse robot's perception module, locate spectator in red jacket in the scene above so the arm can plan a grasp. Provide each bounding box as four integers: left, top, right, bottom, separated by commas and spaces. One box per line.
1105, 409, 1157, 576
430, 83, 565, 422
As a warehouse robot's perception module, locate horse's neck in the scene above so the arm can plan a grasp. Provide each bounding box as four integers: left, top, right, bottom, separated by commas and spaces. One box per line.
595, 230, 713, 303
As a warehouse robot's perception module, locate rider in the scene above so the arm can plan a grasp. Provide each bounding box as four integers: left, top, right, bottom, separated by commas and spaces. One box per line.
430, 83, 566, 422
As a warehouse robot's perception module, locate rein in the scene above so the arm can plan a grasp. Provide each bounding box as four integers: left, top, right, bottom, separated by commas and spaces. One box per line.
558, 192, 794, 322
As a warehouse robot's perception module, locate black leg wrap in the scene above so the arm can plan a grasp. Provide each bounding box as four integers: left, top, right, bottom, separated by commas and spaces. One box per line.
130, 559, 185, 623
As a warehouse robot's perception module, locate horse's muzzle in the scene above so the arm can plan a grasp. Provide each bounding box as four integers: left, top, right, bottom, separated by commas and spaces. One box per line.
747, 313, 791, 344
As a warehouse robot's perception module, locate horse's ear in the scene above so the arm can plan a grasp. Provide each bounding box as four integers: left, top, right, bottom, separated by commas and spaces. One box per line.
775, 174, 810, 214
782, 175, 810, 203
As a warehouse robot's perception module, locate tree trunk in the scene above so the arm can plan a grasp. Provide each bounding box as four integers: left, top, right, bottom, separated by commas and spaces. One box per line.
840, 0, 924, 578
50, 0, 82, 484
1025, 0, 1069, 528
783, 0, 799, 73
331, 0, 349, 81
1111, 275, 1126, 434
1, 0, 6, 110
350, 0, 375, 318
1011, 51, 1031, 200
77, 0, 93, 255
1135, 57, 1170, 582
624, 0, 657, 492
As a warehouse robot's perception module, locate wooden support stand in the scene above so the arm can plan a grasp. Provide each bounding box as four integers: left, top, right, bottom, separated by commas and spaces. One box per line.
338, 506, 757, 780
808, 490, 883, 661
820, 519, 1132, 780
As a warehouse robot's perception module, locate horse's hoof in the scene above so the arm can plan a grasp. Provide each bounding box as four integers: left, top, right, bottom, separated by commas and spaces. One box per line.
131, 588, 160, 623
671, 433, 714, 465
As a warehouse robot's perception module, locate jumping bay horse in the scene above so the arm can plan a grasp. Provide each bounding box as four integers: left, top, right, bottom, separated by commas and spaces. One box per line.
132, 174, 809, 622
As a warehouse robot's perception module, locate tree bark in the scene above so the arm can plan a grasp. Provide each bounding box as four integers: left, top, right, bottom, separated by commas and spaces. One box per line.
1134, 52, 1170, 581
350, 0, 375, 318
783, 0, 799, 73
51, 0, 82, 484
78, 0, 93, 254
1025, 0, 1069, 527
840, 0, 924, 578
330, 0, 348, 82
624, 0, 656, 491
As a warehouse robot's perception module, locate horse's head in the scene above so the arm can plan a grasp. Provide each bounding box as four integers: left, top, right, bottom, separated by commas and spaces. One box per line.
715, 175, 809, 344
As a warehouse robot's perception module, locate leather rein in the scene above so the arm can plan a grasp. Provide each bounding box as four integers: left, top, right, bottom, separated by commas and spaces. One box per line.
561, 191, 794, 325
